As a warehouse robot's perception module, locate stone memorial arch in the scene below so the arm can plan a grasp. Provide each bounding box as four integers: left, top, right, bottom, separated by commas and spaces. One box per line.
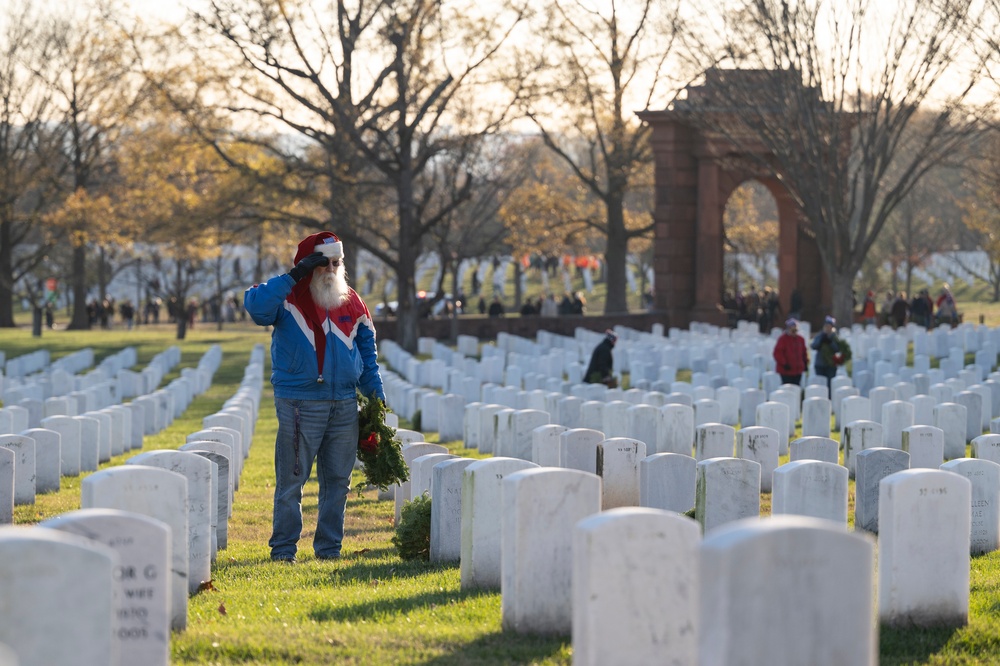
639, 73, 830, 329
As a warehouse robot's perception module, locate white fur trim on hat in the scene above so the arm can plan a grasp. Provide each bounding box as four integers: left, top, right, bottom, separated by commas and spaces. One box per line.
315, 238, 344, 259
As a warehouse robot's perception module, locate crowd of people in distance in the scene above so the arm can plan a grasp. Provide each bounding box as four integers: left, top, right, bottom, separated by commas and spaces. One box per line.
477, 291, 588, 318
722, 283, 962, 332
859, 285, 960, 329
720, 285, 787, 330
66, 293, 248, 330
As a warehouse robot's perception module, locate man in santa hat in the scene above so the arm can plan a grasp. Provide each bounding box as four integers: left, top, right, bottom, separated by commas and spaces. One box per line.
245, 232, 385, 563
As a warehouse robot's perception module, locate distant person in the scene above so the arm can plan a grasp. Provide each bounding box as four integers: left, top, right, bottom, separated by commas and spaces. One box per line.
811, 316, 842, 392
477, 296, 486, 315
540, 293, 558, 317
558, 293, 573, 315
936, 286, 958, 327
773, 318, 808, 386
584, 329, 618, 387
488, 296, 505, 317
880, 291, 895, 327
119, 301, 135, 330
861, 290, 877, 326
910, 289, 933, 328
890, 292, 909, 328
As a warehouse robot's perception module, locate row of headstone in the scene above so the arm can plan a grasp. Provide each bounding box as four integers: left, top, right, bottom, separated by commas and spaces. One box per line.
409, 446, 873, 663
2, 346, 135, 408
414, 443, 976, 663
394, 320, 1000, 422
375, 321, 1000, 664
0, 345, 261, 666
3, 349, 50, 379
0, 345, 222, 506
378, 322, 996, 644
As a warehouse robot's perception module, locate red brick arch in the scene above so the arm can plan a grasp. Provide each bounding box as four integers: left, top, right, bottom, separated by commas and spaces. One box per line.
638, 112, 830, 330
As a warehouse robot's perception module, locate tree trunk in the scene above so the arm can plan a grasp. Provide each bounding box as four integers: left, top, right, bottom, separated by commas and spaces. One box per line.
395, 169, 419, 353
98, 246, 108, 300
0, 219, 14, 327
604, 196, 629, 314
216, 257, 225, 332
175, 262, 188, 339
513, 261, 523, 310
829, 267, 856, 329
345, 247, 359, 287
254, 226, 265, 285
450, 262, 461, 306
67, 245, 90, 330
396, 267, 418, 352
31, 306, 42, 337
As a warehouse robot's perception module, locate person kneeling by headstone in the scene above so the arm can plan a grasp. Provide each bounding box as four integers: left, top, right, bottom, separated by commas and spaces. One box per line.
585, 330, 618, 388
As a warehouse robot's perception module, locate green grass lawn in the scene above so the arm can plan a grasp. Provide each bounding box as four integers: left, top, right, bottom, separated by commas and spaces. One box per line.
5, 323, 1000, 664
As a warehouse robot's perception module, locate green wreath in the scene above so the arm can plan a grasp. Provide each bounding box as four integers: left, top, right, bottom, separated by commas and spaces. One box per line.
356, 391, 410, 495
819, 336, 852, 367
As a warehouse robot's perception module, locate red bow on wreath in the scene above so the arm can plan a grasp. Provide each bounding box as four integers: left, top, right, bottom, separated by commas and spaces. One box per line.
360, 432, 379, 454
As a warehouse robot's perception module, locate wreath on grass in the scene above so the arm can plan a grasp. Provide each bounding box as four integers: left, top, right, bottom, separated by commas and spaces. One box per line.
393, 493, 432, 561
356, 391, 409, 495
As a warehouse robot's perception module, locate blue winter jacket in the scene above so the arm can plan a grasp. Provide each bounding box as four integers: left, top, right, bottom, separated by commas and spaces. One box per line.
244, 273, 385, 402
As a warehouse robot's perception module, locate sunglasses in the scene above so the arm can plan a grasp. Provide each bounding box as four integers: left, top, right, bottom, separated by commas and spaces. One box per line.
320, 258, 341, 267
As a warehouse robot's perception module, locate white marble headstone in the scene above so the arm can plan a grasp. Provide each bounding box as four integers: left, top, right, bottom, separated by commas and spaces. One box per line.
127, 451, 213, 596
82, 465, 189, 631
501, 467, 601, 635
460, 457, 539, 590
879, 469, 971, 627
41, 508, 171, 666
573, 508, 700, 665
700, 516, 876, 666
0, 527, 118, 666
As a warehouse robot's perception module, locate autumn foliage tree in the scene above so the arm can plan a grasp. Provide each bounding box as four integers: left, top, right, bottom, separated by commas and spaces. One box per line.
117, 121, 260, 339
46, 5, 145, 329
723, 182, 779, 294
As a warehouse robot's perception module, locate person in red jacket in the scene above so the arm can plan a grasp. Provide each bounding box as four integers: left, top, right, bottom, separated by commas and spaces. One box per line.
773, 317, 809, 385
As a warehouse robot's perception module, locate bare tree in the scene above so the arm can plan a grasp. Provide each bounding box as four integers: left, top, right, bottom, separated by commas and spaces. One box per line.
0, 4, 62, 328
872, 163, 964, 296
188, 0, 527, 352
514, 0, 681, 314
681, 0, 993, 325
423, 136, 528, 317
957, 130, 1000, 300
46, 3, 145, 330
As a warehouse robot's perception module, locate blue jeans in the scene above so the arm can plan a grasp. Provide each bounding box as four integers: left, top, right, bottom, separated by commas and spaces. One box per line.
269, 398, 358, 559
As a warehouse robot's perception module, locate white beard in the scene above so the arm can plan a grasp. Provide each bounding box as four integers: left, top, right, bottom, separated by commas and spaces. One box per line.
309, 265, 350, 310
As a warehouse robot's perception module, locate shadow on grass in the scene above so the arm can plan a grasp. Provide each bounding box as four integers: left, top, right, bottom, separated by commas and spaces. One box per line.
212, 547, 452, 585
415, 631, 569, 666
880, 624, 959, 665
307, 585, 491, 623
319, 553, 456, 585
